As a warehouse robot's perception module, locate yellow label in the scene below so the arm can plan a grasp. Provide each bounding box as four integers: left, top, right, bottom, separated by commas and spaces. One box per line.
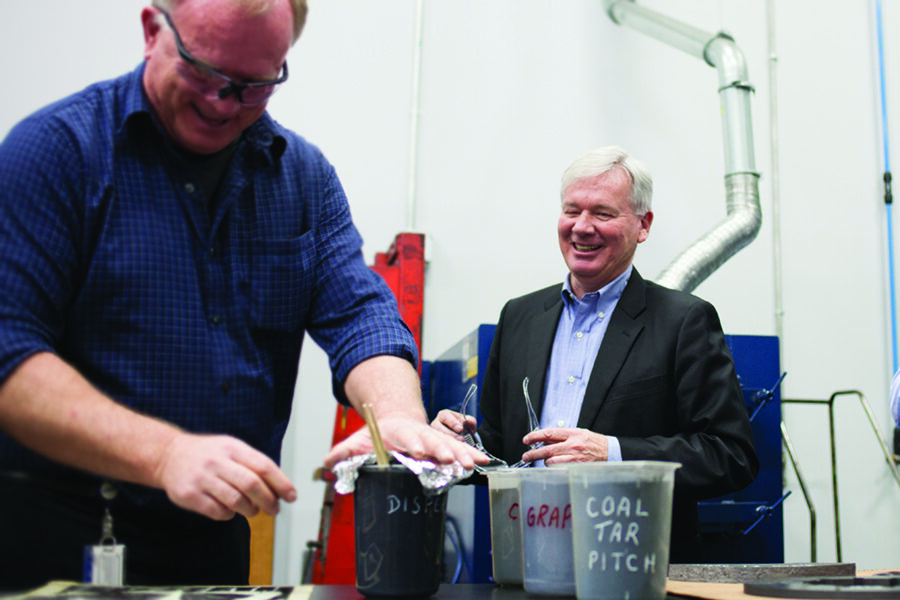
465, 355, 478, 380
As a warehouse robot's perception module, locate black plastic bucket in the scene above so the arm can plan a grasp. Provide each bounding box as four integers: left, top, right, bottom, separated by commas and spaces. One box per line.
354, 464, 447, 597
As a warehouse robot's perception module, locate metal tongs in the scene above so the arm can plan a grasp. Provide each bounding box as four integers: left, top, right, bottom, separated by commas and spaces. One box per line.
458, 378, 544, 472
459, 384, 509, 473
508, 377, 544, 469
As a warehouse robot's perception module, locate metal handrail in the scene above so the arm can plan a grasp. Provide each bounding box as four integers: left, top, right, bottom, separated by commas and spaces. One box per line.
780, 420, 817, 562
783, 390, 900, 563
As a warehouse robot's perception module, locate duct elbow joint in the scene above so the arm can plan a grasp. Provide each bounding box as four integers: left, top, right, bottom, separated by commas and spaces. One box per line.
704, 34, 749, 86
702, 32, 734, 68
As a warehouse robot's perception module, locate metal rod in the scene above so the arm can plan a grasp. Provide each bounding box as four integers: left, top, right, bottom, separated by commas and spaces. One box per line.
405, 0, 426, 231
826, 399, 841, 562
765, 0, 786, 356
780, 420, 817, 562
783, 397, 841, 562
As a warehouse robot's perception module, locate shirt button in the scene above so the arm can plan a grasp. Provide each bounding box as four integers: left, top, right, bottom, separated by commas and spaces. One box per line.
211, 315, 221, 325
575, 331, 583, 339
567, 375, 575, 384
185, 183, 195, 194
557, 420, 565, 427
598, 311, 605, 318
209, 247, 216, 258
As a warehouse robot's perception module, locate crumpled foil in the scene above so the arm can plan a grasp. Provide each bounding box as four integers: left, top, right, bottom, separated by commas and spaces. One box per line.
332, 451, 472, 496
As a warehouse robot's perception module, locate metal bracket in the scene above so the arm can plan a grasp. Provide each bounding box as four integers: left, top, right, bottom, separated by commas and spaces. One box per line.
743, 491, 791, 535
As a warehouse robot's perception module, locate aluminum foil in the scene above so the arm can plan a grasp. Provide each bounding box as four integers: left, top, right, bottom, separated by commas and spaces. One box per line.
332, 451, 472, 496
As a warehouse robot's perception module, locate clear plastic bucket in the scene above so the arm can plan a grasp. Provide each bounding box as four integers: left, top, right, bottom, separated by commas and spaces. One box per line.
567, 461, 680, 600
487, 469, 523, 585
518, 466, 574, 595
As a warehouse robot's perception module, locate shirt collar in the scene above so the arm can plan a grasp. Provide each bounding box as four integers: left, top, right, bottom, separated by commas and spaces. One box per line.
561, 264, 633, 307
118, 62, 287, 161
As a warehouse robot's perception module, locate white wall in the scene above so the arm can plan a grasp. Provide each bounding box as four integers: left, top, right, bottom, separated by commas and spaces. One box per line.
3, 0, 899, 583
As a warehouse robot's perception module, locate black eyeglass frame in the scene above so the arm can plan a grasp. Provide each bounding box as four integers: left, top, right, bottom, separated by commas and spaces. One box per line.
158, 8, 289, 106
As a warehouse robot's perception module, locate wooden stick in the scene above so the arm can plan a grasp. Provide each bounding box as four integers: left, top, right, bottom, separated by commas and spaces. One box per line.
362, 404, 390, 466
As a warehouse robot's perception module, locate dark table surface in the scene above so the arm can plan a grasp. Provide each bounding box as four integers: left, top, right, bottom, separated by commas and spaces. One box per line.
16, 582, 677, 599
304, 584, 681, 600
17, 565, 891, 600
308, 584, 530, 600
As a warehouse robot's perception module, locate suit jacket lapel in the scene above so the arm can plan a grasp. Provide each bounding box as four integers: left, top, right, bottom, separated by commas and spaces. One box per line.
524, 287, 564, 420
576, 269, 648, 428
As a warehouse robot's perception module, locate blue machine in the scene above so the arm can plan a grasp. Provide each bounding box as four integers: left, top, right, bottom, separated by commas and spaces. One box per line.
701, 334, 785, 563
424, 327, 784, 582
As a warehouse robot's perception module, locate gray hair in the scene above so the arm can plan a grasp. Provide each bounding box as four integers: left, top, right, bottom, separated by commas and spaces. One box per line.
151, 0, 308, 44
560, 146, 653, 215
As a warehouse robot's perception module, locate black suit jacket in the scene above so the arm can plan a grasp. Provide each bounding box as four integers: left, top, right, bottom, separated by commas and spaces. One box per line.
477, 268, 759, 563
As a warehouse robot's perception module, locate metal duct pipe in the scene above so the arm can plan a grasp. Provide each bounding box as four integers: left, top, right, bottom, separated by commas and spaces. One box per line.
605, 0, 762, 292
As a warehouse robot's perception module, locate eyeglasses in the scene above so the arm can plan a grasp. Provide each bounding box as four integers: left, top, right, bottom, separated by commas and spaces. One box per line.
158, 8, 288, 106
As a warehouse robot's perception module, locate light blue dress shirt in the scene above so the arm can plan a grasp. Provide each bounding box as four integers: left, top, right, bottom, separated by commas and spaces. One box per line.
540, 265, 632, 462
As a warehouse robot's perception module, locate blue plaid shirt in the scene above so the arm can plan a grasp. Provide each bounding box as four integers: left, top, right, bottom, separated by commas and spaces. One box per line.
0, 64, 417, 504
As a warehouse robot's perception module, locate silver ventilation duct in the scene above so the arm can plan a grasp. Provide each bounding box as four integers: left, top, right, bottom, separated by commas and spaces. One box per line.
605, 0, 762, 292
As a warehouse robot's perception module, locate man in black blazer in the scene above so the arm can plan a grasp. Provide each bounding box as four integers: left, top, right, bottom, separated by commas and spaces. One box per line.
433, 146, 758, 563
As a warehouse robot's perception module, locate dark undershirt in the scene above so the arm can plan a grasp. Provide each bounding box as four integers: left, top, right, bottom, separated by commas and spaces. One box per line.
180, 138, 240, 210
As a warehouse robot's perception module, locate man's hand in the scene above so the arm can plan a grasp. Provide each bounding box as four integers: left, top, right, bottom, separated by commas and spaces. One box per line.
430, 409, 477, 441
522, 427, 609, 464
324, 413, 487, 471
327, 355, 489, 472
155, 432, 297, 521
0, 352, 297, 522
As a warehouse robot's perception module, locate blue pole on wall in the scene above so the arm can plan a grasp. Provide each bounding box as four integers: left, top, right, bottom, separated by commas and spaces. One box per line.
875, 0, 896, 373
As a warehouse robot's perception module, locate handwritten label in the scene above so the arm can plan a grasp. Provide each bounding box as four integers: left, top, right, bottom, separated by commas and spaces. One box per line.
525, 503, 572, 529
580, 486, 668, 583
579, 491, 661, 575
386, 493, 445, 516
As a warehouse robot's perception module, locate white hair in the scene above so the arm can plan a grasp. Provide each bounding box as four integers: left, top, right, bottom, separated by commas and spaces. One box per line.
560, 146, 653, 214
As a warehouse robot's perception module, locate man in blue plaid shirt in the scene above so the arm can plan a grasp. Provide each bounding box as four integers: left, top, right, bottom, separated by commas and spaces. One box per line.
0, 0, 483, 589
